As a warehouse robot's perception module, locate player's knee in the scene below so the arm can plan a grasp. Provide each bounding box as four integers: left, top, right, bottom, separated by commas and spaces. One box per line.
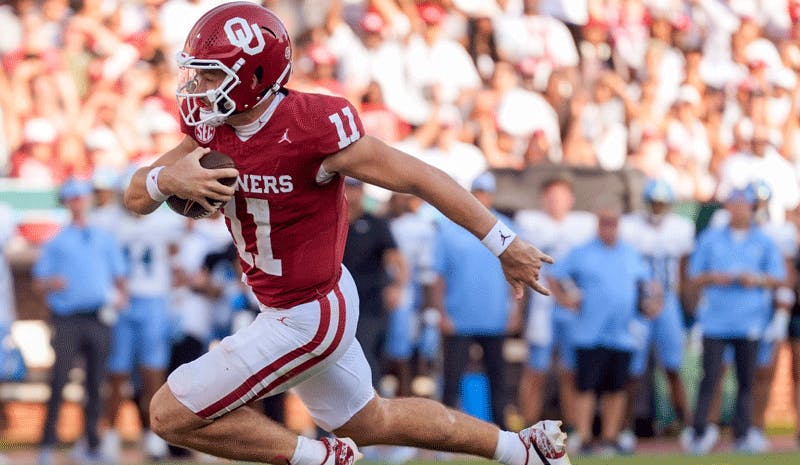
149, 384, 202, 443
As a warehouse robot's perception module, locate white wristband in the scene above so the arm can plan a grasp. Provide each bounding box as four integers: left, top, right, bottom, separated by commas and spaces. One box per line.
480, 220, 517, 256
145, 166, 169, 202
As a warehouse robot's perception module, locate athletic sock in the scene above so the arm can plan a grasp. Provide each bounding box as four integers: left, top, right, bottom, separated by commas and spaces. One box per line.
290, 436, 328, 465
494, 430, 531, 465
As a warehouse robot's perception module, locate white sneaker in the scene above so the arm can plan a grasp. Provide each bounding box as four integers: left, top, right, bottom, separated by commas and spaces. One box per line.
101, 428, 121, 462
518, 420, 572, 465
679, 426, 694, 452
38, 446, 54, 465
320, 437, 363, 465
692, 424, 719, 455
736, 427, 770, 454
144, 428, 169, 459
616, 428, 637, 455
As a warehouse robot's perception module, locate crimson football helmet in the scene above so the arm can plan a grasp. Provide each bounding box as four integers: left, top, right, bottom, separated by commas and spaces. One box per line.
176, 2, 292, 127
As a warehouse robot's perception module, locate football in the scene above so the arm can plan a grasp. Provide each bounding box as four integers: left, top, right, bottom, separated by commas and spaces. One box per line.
166, 150, 237, 219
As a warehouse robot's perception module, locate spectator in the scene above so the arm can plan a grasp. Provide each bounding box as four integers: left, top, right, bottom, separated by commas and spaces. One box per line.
514, 176, 596, 427
404, 2, 481, 112
432, 172, 520, 429
33, 178, 127, 465
548, 206, 654, 455
686, 186, 786, 455
342, 177, 408, 387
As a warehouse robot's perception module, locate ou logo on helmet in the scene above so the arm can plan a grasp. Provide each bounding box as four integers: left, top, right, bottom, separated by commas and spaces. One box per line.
224, 17, 265, 56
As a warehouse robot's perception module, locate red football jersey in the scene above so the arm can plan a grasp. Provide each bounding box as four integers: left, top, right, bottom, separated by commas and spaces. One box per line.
181, 90, 365, 308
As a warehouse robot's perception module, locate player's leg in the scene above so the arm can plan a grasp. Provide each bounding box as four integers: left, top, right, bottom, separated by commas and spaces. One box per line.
151, 275, 361, 463
752, 341, 777, 427
138, 296, 173, 457
101, 307, 136, 461
150, 385, 299, 462
554, 308, 577, 429
310, 340, 569, 465
653, 303, 690, 425
620, 317, 652, 451
518, 343, 552, 424
383, 304, 415, 397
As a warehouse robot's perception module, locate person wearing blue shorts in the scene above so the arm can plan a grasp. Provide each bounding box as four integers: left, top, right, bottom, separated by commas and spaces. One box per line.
100, 207, 184, 461
549, 207, 652, 454
514, 177, 596, 427
619, 180, 694, 451
386, 193, 437, 396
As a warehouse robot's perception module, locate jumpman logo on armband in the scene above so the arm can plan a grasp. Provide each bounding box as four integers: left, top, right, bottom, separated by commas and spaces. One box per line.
500, 231, 512, 246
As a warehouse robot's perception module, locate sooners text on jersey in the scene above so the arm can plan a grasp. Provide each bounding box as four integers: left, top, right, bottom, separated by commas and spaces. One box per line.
181, 90, 364, 308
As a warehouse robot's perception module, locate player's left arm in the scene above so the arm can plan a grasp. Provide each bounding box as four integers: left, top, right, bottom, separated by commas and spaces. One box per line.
321, 135, 554, 297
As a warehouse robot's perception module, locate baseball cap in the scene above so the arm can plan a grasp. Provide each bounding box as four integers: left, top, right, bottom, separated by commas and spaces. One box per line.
471, 172, 496, 193
59, 178, 93, 201
643, 179, 675, 204
726, 186, 756, 204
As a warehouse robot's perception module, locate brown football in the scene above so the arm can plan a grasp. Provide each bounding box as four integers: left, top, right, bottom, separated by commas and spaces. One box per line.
166, 150, 237, 219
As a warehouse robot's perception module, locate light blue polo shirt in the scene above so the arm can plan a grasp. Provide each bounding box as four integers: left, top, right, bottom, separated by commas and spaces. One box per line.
433, 213, 513, 336
688, 225, 785, 339
33, 224, 127, 315
550, 238, 650, 351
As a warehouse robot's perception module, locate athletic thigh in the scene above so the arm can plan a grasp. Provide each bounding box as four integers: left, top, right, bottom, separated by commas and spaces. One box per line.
293, 338, 376, 432
167, 269, 359, 420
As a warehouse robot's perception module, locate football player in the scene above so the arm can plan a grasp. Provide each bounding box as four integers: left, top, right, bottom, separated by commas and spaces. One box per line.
123, 3, 569, 465
514, 176, 596, 430
619, 179, 694, 452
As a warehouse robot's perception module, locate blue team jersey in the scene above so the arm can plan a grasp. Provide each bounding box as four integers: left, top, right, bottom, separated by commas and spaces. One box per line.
550, 238, 650, 350
33, 224, 127, 315
689, 225, 785, 339
433, 212, 513, 335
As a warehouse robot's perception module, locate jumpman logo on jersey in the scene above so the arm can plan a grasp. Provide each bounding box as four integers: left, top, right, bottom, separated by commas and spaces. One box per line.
500, 230, 512, 246
278, 128, 292, 144
276, 316, 290, 326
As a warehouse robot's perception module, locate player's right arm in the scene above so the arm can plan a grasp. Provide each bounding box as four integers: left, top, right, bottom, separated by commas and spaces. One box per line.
124, 135, 239, 215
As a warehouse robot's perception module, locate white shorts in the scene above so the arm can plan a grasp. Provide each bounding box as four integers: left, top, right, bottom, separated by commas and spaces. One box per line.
167, 267, 375, 431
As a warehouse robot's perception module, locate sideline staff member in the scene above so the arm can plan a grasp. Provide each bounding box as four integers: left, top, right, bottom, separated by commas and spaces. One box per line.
34, 178, 127, 464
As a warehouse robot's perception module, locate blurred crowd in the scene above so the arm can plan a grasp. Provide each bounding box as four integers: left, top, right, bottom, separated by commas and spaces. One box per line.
0, 0, 799, 203
2, 0, 800, 462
